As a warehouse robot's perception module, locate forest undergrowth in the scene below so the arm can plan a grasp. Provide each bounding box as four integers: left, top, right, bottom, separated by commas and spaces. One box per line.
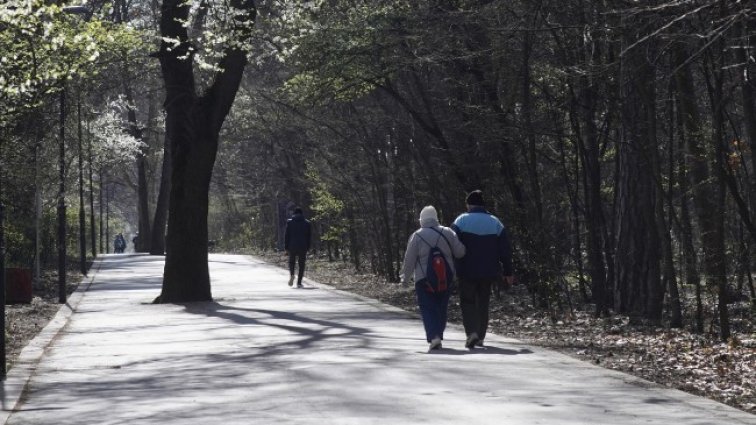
257, 252, 755, 414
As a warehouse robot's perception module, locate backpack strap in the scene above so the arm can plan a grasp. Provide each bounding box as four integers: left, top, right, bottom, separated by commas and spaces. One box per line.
414, 231, 433, 248
429, 227, 452, 252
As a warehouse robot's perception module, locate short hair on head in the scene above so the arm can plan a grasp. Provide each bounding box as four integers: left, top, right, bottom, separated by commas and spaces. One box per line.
465, 190, 485, 206
293, 207, 303, 214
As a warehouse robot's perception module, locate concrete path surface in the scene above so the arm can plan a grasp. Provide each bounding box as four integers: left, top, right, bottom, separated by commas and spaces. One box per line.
1, 254, 754, 424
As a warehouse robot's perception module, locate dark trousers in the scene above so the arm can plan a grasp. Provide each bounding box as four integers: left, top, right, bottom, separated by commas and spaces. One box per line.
415, 281, 451, 342
459, 278, 494, 340
288, 252, 307, 284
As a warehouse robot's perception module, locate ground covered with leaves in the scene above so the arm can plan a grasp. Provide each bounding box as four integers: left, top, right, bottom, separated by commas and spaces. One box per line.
259, 252, 756, 415
5, 269, 82, 369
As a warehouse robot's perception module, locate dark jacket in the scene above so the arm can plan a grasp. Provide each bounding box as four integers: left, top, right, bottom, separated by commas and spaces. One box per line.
284, 213, 312, 254
451, 207, 512, 279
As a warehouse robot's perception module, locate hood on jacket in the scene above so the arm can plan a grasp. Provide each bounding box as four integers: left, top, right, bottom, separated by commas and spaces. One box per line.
419, 205, 440, 228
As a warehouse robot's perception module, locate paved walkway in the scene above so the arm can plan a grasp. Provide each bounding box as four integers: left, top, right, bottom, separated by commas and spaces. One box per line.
1, 254, 753, 424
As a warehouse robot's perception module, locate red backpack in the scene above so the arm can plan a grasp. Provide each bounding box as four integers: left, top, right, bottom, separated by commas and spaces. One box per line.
416, 228, 454, 293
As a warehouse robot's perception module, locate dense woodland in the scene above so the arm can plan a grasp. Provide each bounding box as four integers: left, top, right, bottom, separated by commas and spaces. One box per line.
1, 0, 755, 343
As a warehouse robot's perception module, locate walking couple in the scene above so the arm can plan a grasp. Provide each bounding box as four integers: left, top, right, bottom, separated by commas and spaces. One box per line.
401, 190, 514, 351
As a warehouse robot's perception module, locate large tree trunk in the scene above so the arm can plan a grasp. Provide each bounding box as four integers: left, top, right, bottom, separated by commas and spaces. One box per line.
614, 26, 663, 324
155, 0, 256, 303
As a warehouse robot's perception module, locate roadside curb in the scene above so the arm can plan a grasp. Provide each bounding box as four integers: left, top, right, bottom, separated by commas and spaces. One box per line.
0, 256, 104, 424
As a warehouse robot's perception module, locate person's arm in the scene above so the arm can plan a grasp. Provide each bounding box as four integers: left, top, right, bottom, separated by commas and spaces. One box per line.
284, 221, 290, 253
450, 221, 461, 237
498, 226, 513, 277
446, 228, 466, 259
305, 221, 312, 252
401, 233, 418, 286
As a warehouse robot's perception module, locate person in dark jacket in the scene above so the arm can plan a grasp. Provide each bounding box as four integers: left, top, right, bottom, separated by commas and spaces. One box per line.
284, 207, 312, 288
114, 233, 126, 254
451, 190, 514, 349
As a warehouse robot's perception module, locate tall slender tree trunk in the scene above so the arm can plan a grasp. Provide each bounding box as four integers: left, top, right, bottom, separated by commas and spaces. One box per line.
575, 79, 608, 316
124, 85, 151, 253
614, 22, 663, 323
706, 34, 731, 341
739, 23, 756, 206
87, 116, 96, 257
663, 92, 682, 328
520, 15, 543, 223
155, 0, 256, 303
57, 87, 67, 304
0, 140, 7, 378
99, 168, 104, 253
674, 43, 729, 339
77, 97, 87, 275
570, 0, 608, 316
150, 125, 171, 255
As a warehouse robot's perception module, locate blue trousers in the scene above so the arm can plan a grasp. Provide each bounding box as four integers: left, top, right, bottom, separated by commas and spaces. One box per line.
415, 281, 451, 342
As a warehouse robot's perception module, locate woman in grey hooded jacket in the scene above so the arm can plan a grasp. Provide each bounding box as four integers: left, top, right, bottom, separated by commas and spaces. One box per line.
401, 206, 466, 350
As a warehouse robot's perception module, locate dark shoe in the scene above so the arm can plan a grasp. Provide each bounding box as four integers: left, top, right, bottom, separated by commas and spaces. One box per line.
288, 276, 294, 287
465, 333, 479, 349
475, 339, 484, 347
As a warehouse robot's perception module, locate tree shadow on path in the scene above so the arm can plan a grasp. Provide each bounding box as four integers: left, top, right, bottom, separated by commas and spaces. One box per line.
182, 301, 374, 353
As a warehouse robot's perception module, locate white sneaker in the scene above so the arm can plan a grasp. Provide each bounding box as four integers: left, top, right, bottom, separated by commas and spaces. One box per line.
429, 337, 442, 350
288, 275, 294, 286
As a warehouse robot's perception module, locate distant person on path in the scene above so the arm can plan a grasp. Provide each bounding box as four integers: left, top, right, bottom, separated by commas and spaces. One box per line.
284, 207, 312, 288
451, 190, 514, 349
401, 205, 465, 351
114, 233, 126, 254
132, 233, 139, 252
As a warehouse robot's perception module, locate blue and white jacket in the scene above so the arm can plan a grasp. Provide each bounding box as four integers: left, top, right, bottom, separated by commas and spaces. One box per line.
451, 207, 513, 279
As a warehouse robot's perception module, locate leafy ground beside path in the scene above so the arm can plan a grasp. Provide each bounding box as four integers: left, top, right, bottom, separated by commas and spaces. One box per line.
257, 252, 756, 415
5, 269, 81, 369
5, 253, 755, 415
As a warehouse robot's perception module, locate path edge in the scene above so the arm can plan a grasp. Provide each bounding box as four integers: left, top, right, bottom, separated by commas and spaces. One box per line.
0, 255, 106, 423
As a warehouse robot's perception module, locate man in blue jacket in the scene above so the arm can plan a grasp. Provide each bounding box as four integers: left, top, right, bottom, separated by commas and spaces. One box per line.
284, 207, 312, 288
451, 190, 514, 349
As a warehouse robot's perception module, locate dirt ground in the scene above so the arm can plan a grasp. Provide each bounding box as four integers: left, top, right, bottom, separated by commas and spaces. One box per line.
5, 269, 81, 369
6, 254, 755, 415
